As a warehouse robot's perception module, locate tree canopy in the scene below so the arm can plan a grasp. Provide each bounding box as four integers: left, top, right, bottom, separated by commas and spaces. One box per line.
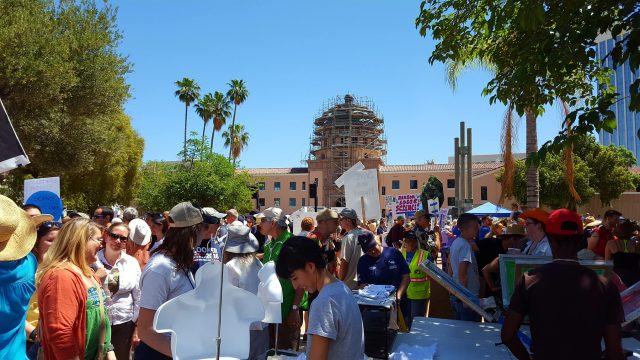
0, 0, 142, 211
421, 176, 444, 210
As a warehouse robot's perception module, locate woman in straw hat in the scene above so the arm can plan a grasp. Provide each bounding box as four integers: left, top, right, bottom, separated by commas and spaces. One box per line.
223, 222, 268, 360
36, 218, 115, 360
0, 195, 52, 360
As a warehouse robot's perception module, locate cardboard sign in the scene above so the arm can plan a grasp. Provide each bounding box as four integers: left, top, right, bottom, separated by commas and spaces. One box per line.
24, 177, 60, 200
335, 162, 380, 221
394, 194, 420, 216
25, 190, 63, 221
428, 198, 440, 215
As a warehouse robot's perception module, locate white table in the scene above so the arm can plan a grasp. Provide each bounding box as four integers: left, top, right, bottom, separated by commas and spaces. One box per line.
391, 317, 640, 359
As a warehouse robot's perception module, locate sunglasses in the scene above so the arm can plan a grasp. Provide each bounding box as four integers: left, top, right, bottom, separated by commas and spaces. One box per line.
108, 232, 128, 242
93, 214, 105, 219
40, 221, 63, 230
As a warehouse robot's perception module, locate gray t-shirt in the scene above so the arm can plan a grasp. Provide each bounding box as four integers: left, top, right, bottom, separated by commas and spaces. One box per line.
340, 228, 365, 290
449, 236, 480, 296
307, 281, 364, 359
139, 253, 196, 311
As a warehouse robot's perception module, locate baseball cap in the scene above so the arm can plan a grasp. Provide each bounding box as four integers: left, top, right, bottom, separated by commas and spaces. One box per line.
201, 207, 225, 225
397, 216, 405, 220
545, 209, 583, 236
256, 207, 284, 221
226, 209, 239, 218
169, 202, 203, 228
339, 208, 358, 221
520, 208, 549, 224
357, 231, 378, 253
316, 208, 339, 222
128, 218, 152, 246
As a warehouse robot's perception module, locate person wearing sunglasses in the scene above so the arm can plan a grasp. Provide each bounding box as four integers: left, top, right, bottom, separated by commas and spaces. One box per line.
37, 218, 116, 360
93, 206, 114, 227
96, 222, 141, 360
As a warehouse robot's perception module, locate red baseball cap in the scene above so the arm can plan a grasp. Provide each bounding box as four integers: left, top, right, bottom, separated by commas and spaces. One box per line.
546, 209, 583, 236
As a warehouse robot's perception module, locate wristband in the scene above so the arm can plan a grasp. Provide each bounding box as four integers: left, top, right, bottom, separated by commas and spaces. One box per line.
292, 304, 299, 311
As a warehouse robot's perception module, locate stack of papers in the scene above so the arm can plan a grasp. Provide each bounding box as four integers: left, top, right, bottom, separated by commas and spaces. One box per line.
358, 284, 395, 300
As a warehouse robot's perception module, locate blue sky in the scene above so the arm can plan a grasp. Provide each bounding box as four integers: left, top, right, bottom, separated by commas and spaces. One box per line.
112, 0, 567, 168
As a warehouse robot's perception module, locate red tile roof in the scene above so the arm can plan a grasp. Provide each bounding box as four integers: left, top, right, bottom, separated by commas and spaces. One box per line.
243, 167, 309, 175
379, 162, 504, 176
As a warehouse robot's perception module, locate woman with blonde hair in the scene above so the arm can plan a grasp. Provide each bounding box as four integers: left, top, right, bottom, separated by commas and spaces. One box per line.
37, 218, 115, 360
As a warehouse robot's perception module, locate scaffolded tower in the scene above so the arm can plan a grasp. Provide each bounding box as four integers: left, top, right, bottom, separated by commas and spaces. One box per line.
307, 94, 387, 208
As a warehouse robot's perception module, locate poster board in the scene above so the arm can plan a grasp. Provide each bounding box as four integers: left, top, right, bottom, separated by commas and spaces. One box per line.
394, 194, 420, 218
23, 177, 63, 221
24, 177, 60, 200
0, 98, 30, 173
289, 208, 318, 235
335, 162, 380, 221
437, 208, 449, 228
419, 259, 498, 322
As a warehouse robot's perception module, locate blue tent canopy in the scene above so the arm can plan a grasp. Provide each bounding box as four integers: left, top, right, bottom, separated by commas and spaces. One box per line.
466, 202, 511, 217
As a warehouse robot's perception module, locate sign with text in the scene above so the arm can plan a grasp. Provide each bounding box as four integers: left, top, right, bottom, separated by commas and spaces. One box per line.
438, 208, 449, 228
394, 194, 420, 216
24, 177, 60, 200
335, 162, 381, 221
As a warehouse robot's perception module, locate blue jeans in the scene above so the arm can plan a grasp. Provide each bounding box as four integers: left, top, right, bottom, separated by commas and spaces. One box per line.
135, 341, 172, 360
400, 297, 429, 330
450, 296, 481, 322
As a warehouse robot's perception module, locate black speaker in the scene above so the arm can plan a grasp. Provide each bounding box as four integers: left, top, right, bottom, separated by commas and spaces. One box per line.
309, 183, 317, 199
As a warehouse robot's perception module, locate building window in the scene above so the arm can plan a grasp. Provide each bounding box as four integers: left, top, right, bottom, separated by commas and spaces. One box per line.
481, 186, 488, 201
392, 180, 400, 190
447, 197, 456, 207
381, 186, 386, 195
274, 198, 280, 207
302, 198, 306, 207
289, 198, 296, 207
447, 179, 455, 188
274, 182, 281, 192
289, 181, 296, 191
258, 182, 265, 191
258, 198, 265, 207
409, 180, 418, 190
302, 181, 306, 191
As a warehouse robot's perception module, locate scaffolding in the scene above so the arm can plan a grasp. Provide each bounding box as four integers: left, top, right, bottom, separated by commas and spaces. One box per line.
308, 94, 387, 208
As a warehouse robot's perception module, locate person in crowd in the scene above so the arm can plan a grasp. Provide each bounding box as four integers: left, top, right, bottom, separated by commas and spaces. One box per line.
441, 224, 455, 248
400, 231, 430, 329
509, 202, 522, 222
93, 206, 114, 227
193, 207, 226, 273
485, 221, 505, 239
413, 210, 438, 260
223, 223, 268, 360
0, 196, 52, 360
22, 203, 42, 217
520, 208, 552, 257
298, 216, 315, 237
448, 213, 481, 321
25, 221, 62, 359
375, 218, 385, 235
135, 202, 202, 359
97, 222, 141, 360
258, 207, 305, 350
386, 216, 405, 247
217, 208, 239, 241
315, 209, 339, 251
338, 208, 365, 290
122, 207, 138, 224
250, 214, 267, 260
605, 220, 640, 287
588, 209, 622, 259
276, 236, 365, 360
37, 218, 115, 360
126, 218, 153, 270
148, 212, 169, 251
501, 209, 624, 360
357, 231, 410, 299
479, 216, 493, 240
481, 224, 526, 297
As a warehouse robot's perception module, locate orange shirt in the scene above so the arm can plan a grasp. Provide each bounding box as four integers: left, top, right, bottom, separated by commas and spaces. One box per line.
38, 267, 88, 360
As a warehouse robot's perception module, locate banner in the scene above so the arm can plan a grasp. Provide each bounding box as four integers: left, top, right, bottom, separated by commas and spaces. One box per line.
0, 98, 30, 173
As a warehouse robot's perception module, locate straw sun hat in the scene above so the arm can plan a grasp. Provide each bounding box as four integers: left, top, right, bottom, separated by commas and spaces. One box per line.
0, 195, 52, 261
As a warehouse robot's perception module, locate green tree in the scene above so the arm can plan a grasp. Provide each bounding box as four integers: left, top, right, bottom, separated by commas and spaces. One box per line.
0, 0, 142, 212
420, 176, 444, 211
195, 93, 215, 146
415, 0, 639, 200
211, 91, 231, 152
225, 79, 249, 160
136, 133, 254, 213
175, 77, 200, 160
222, 124, 250, 166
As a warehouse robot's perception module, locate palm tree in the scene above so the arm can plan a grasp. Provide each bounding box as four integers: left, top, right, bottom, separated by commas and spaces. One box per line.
195, 93, 215, 145
222, 123, 249, 166
174, 78, 201, 160
210, 91, 231, 152
225, 79, 249, 160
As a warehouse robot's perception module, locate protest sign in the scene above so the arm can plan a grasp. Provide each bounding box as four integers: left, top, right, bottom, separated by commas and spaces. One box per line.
0, 98, 29, 173
427, 198, 440, 215
438, 208, 449, 228
290, 208, 318, 235
24, 177, 60, 200
25, 190, 64, 221
394, 194, 420, 217
335, 162, 380, 221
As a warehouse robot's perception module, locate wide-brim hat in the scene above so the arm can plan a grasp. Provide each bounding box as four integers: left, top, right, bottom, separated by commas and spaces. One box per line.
498, 223, 526, 238
0, 195, 53, 261
225, 223, 259, 254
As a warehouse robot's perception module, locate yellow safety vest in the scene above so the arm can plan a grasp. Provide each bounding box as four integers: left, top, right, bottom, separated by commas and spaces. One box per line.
402, 249, 430, 300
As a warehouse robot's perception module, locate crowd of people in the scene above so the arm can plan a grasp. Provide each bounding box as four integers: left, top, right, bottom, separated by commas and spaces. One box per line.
1, 193, 638, 360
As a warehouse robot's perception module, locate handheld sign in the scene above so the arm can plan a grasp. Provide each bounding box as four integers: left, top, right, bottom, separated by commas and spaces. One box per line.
25, 190, 63, 221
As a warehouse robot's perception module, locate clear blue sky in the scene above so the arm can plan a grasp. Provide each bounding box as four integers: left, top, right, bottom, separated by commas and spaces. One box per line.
112, 0, 567, 168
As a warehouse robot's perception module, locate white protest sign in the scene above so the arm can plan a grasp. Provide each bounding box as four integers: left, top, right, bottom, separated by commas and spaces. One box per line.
438, 208, 449, 228
290, 208, 318, 235
24, 177, 60, 200
428, 198, 440, 215
335, 162, 381, 222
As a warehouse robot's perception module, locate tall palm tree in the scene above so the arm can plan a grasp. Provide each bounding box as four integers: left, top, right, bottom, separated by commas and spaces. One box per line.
174, 78, 201, 160
210, 91, 231, 152
222, 123, 249, 166
195, 93, 215, 145
225, 79, 249, 161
